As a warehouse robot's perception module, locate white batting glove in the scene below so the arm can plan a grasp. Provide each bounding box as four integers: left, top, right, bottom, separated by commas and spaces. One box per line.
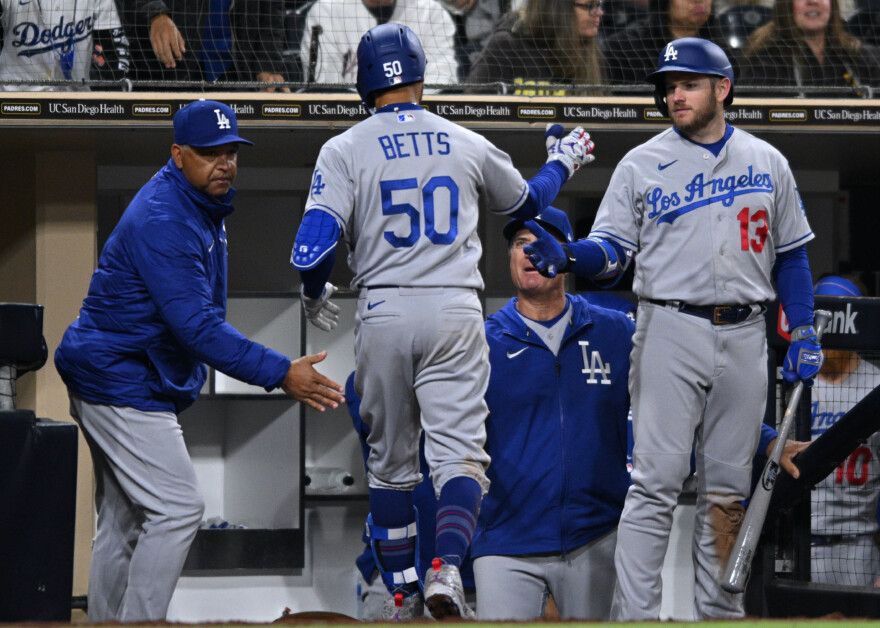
545, 123, 595, 179
301, 282, 340, 332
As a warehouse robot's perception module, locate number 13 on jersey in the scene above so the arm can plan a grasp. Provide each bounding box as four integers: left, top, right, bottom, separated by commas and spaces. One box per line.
738, 207, 768, 252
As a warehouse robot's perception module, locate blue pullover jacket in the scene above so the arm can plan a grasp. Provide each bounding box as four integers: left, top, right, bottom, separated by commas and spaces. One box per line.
475, 295, 781, 558
473, 295, 635, 557
55, 158, 291, 413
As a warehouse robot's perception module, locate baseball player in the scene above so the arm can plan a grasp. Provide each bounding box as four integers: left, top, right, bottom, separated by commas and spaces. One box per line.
809, 275, 880, 587
0, 0, 130, 90
290, 22, 594, 620
477, 207, 635, 621
345, 372, 477, 620
54, 100, 344, 622
523, 38, 822, 619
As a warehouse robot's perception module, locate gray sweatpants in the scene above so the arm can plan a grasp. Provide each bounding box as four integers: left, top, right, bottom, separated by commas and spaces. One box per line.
69, 393, 204, 622
474, 531, 617, 621
611, 303, 766, 620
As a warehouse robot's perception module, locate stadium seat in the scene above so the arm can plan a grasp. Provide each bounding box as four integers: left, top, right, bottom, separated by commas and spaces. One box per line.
717, 4, 772, 49
846, 1, 880, 46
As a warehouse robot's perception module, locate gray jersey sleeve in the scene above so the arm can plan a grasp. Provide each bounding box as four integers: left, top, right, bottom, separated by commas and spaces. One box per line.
479, 141, 530, 215
303, 142, 355, 230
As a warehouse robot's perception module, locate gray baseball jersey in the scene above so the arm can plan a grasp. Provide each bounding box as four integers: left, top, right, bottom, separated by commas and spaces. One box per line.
811, 359, 880, 536
607, 124, 814, 621
305, 103, 531, 495
590, 127, 814, 304
0, 0, 122, 90
304, 105, 529, 290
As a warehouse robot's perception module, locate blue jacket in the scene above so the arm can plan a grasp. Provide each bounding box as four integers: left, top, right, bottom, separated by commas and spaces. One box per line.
55, 158, 290, 413
473, 295, 635, 558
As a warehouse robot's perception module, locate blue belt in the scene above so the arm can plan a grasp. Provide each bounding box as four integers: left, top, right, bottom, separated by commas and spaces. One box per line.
647, 299, 759, 325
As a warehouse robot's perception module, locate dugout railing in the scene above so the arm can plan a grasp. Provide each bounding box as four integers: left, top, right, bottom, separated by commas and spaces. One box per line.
747, 294, 880, 618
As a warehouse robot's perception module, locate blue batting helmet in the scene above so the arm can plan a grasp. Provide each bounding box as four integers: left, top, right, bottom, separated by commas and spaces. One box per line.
644, 37, 734, 116
356, 23, 427, 110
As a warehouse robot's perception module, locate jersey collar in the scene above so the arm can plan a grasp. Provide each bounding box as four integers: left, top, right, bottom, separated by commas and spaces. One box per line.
673, 122, 734, 157
375, 102, 423, 114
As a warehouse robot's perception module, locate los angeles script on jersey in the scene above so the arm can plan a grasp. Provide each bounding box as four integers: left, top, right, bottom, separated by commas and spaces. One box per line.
646, 165, 774, 224
377, 132, 451, 160
11, 16, 95, 57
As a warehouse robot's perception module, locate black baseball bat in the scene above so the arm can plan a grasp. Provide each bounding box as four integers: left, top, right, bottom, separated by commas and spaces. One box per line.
720, 309, 832, 594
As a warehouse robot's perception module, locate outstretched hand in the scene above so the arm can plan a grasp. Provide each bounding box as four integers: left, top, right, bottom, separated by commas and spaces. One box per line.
544, 123, 595, 179
281, 351, 345, 412
523, 220, 567, 278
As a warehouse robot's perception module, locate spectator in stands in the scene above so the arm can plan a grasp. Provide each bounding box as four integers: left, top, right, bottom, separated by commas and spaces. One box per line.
120, 0, 290, 91
738, 0, 880, 96
466, 0, 607, 94
809, 275, 880, 587
0, 0, 130, 91
602, 0, 734, 85
455, 0, 524, 67
299, 0, 458, 88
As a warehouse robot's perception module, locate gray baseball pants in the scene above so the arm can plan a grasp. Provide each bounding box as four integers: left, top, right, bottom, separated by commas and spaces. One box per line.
69, 393, 204, 622
354, 287, 491, 495
474, 531, 617, 621
611, 303, 766, 620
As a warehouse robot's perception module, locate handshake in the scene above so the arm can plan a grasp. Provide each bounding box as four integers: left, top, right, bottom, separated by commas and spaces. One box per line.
544, 123, 596, 179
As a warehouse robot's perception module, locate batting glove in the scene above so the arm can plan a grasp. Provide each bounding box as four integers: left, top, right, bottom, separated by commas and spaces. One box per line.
782, 325, 824, 386
545, 123, 595, 179
523, 220, 572, 278
301, 282, 340, 332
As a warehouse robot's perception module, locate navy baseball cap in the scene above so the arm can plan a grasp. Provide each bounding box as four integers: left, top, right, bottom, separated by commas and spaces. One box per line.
173, 100, 254, 147
814, 276, 862, 297
503, 206, 574, 243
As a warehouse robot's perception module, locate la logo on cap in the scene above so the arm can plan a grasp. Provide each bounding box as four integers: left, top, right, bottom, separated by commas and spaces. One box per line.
664, 44, 678, 61
214, 109, 232, 130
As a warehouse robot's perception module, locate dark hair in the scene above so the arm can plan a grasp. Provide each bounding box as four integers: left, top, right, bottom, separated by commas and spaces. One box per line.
746, 0, 862, 59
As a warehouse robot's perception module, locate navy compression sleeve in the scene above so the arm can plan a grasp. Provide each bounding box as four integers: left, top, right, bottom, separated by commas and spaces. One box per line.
300, 249, 336, 299
773, 245, 814, 329
509, 161, 568, 221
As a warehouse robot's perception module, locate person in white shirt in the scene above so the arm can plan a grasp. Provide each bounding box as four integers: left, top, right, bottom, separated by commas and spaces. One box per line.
299, 0, 458, 87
